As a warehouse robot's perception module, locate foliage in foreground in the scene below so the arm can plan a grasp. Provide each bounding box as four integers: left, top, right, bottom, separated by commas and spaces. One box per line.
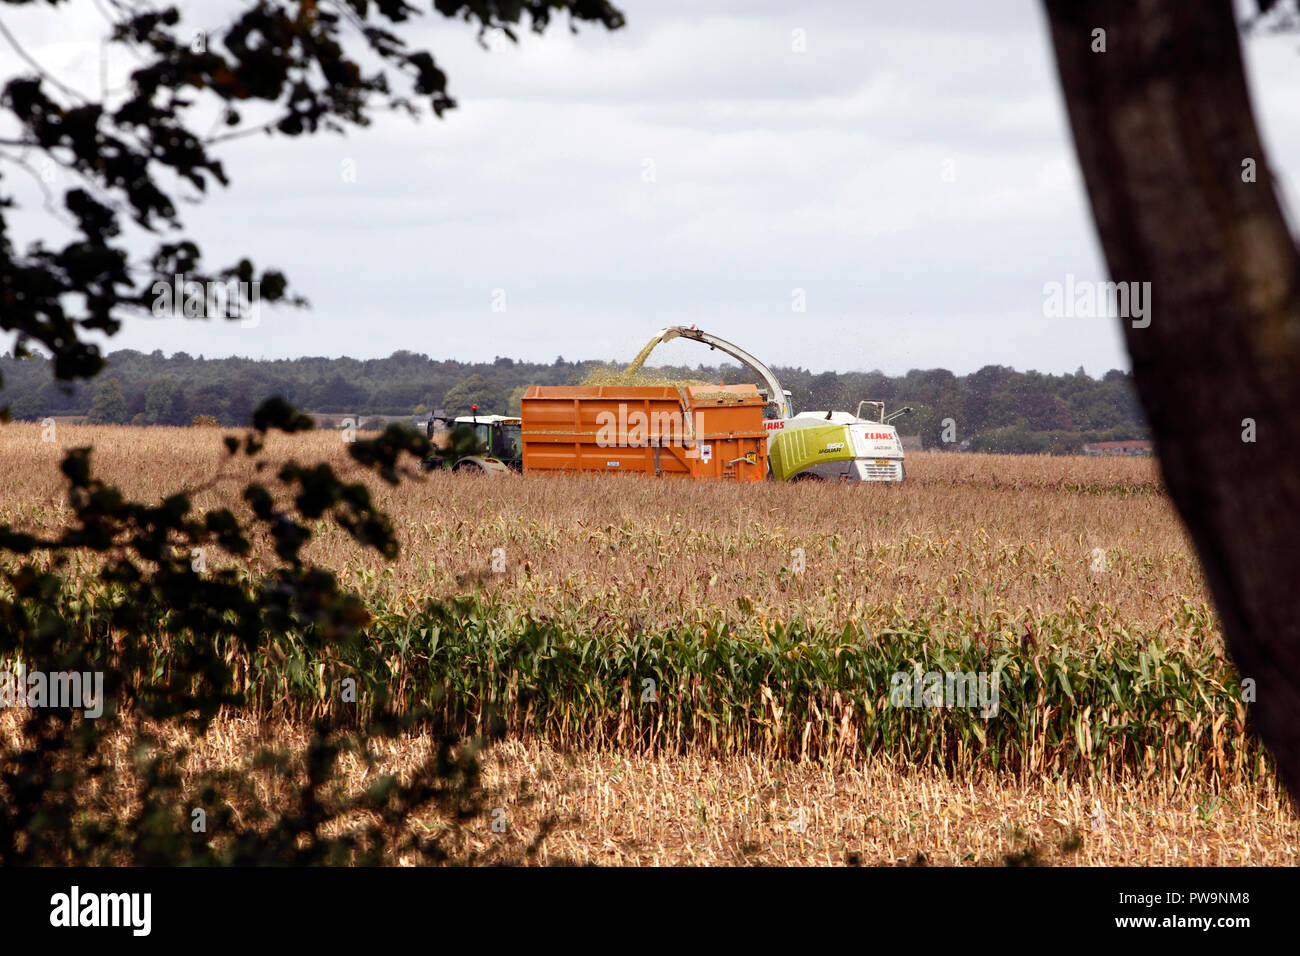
0, 404, 526, 864
0, 0, 632, 864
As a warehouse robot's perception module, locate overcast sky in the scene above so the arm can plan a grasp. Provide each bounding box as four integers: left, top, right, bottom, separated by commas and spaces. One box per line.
5, 0, 1300, 376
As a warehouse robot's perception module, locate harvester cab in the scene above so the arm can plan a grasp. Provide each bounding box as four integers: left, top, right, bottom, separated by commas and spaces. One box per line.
421, 404, 522, 474
856, 400, 914, 427
758, 388, 796, 420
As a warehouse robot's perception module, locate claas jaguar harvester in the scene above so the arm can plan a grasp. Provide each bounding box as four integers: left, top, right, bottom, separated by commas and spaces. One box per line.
518, 326, 909, 483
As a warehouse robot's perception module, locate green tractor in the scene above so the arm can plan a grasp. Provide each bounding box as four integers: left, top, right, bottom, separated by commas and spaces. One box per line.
419, 405, 522, 475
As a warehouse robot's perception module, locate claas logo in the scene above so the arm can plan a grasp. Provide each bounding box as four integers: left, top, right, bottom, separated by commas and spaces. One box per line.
744, 451, 757, 464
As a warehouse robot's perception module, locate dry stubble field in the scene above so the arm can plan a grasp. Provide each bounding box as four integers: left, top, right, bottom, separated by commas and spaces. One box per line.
0, 423, 1294, 865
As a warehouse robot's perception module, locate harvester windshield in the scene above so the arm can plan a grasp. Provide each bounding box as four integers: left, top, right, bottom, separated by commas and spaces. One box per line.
759, 388, 795, 420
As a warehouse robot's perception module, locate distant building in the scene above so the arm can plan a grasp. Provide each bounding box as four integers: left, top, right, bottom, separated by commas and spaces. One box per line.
1082, 440, 1153, 456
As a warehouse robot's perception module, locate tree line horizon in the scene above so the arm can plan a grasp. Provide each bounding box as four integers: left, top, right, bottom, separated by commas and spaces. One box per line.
0, 348, 1148, 454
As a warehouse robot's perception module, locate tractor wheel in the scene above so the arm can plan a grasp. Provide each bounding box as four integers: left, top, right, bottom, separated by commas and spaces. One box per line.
453, 456, 509, 476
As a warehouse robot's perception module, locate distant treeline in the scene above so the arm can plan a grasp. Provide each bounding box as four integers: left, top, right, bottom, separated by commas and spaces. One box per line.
0, 349, 1148, 453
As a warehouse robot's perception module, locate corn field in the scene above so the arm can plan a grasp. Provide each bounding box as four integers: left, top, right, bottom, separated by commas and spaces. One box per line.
0, 423, 1271, 795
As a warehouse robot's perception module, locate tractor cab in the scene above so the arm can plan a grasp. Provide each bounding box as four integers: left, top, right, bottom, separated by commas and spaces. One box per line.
461, 415, 522, 465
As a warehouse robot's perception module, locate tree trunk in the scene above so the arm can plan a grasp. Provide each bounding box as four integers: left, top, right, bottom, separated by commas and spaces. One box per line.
1043, 0, 1300, 800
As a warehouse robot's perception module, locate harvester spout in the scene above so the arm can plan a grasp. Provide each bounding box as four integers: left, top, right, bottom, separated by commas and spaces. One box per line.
650, 326, 793, 419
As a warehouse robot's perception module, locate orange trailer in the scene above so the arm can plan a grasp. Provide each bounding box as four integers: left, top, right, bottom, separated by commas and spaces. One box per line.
520, 384, 768, 481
